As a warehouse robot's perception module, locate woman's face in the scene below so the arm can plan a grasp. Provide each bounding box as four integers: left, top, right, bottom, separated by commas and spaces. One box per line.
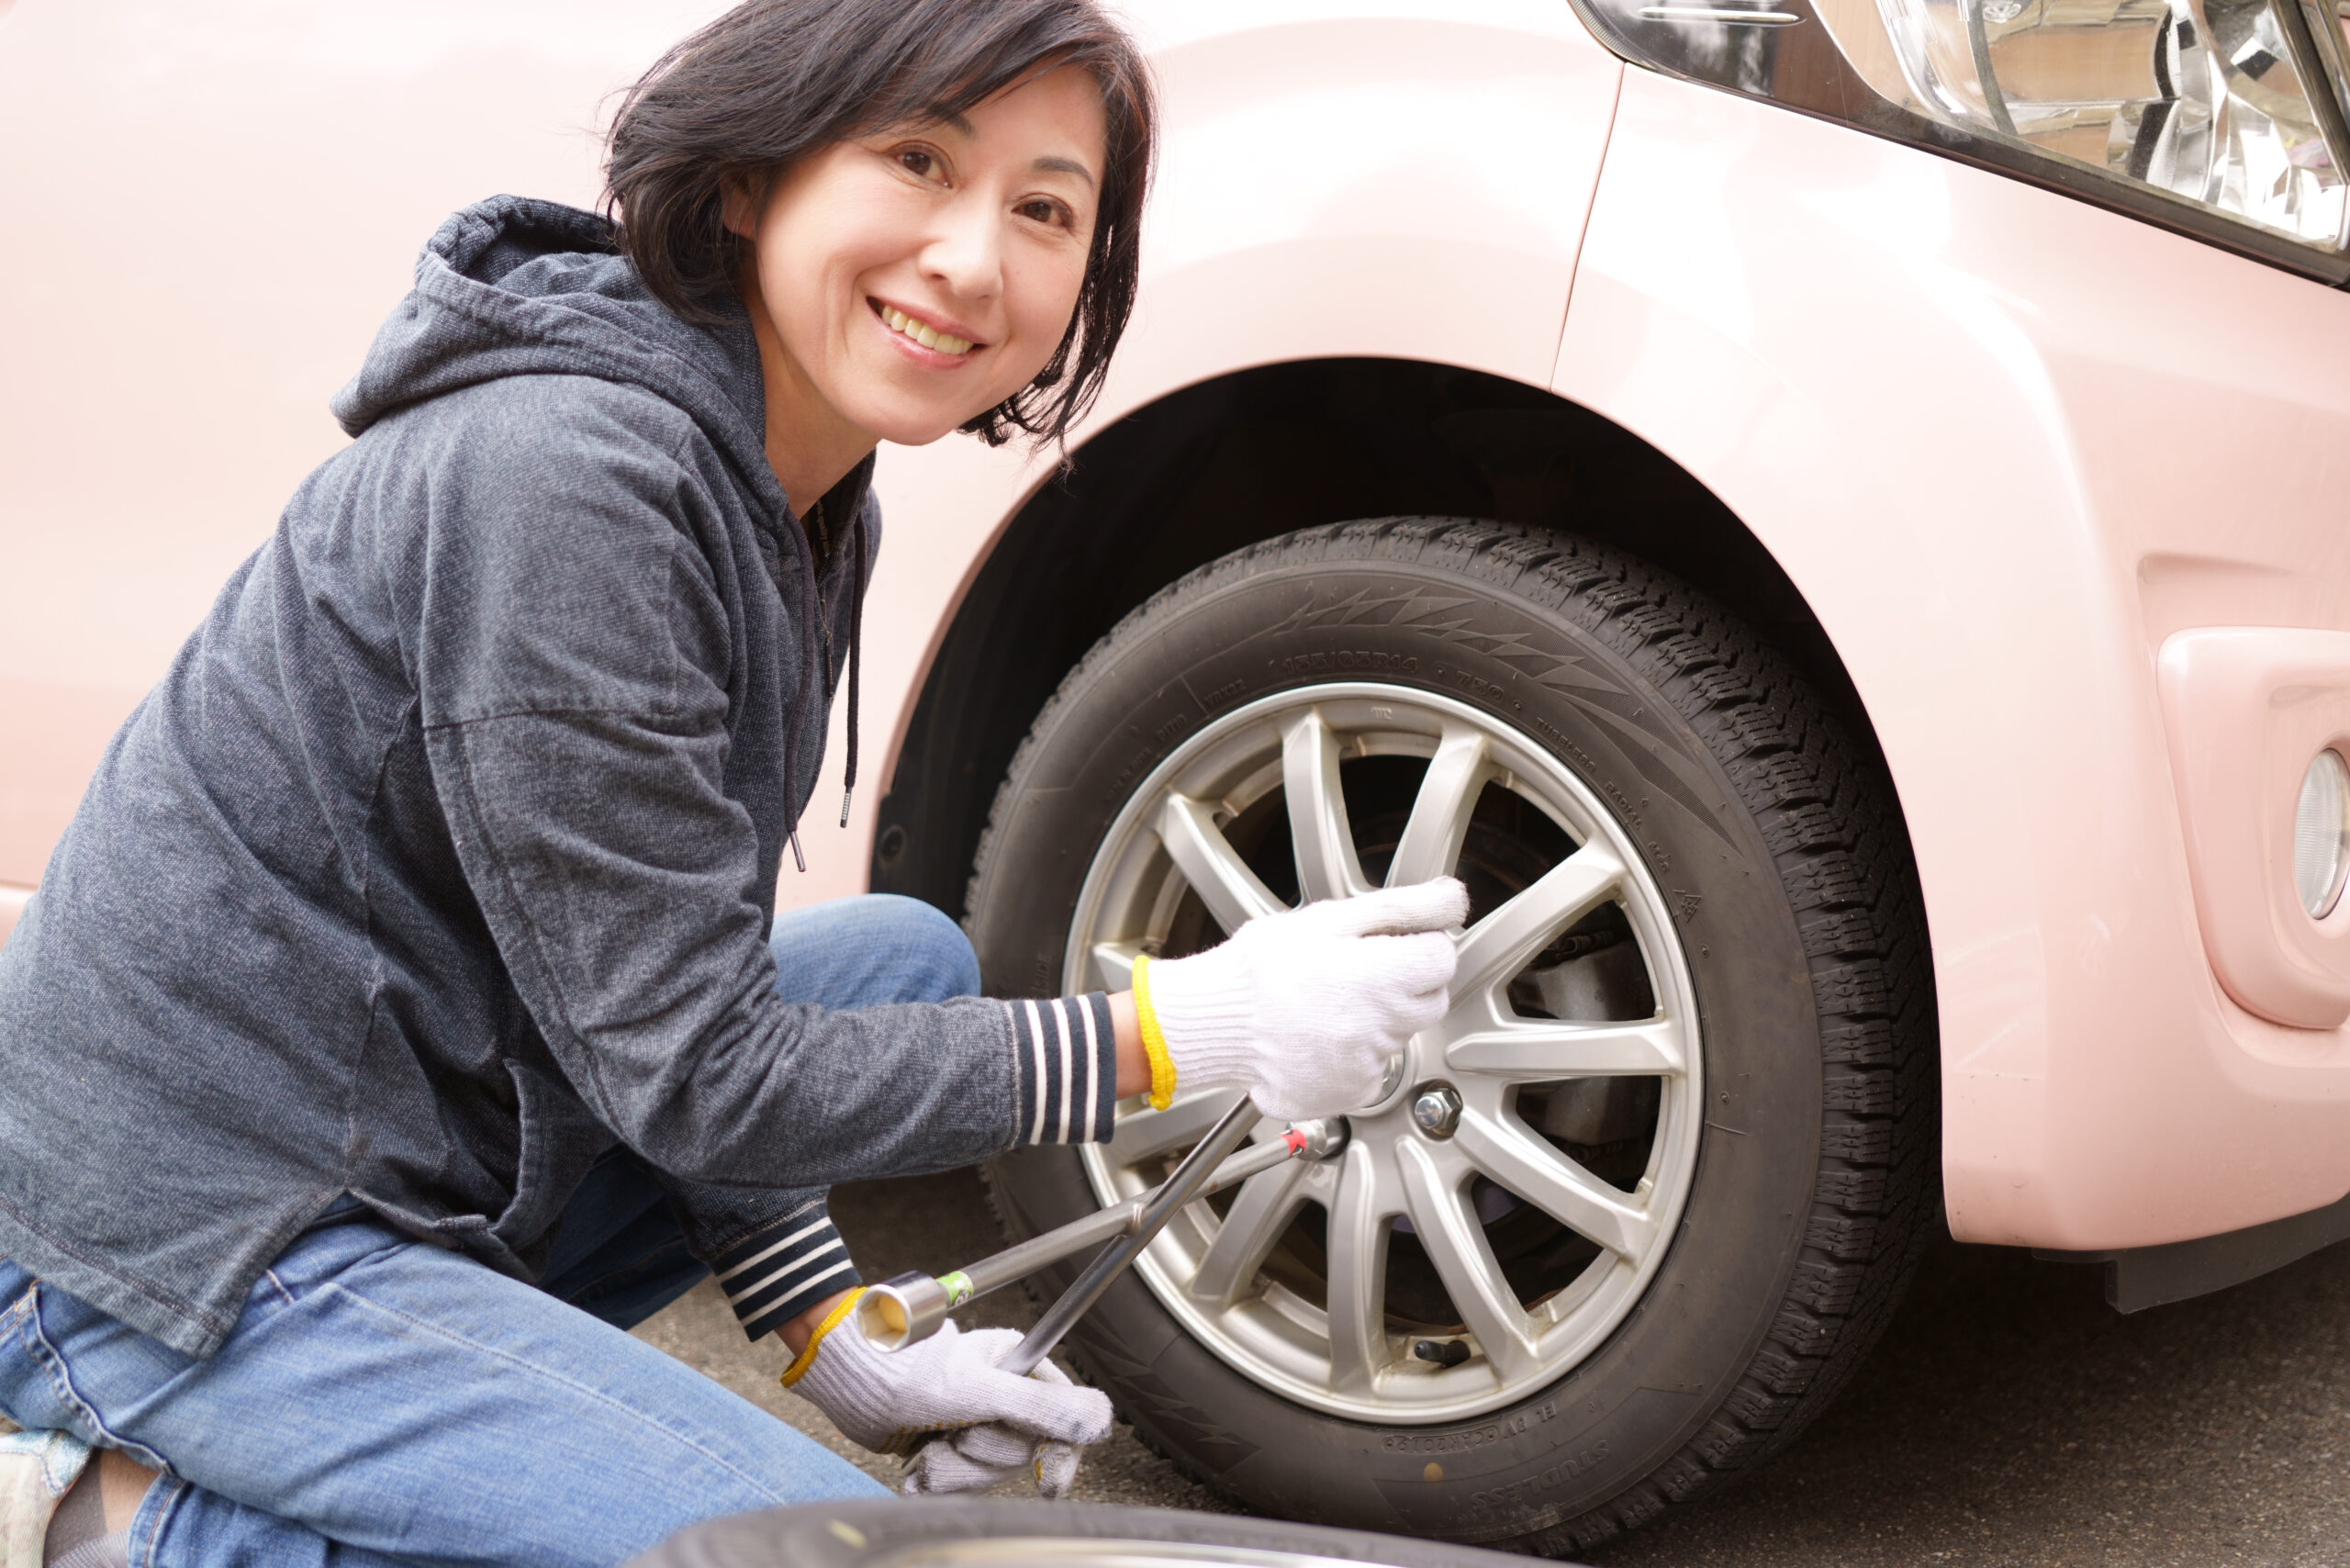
733, 65, 1107, 460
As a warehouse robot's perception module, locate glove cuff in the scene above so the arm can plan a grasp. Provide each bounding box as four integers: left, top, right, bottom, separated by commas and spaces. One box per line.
778, 1287, 865, 1389
1141, 946, 1268, 1096
1128, 954, 1180, 1111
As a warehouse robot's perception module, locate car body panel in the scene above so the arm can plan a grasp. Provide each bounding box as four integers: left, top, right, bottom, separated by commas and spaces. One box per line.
0, 0, 735, 904
1555, 69, 2350, 1249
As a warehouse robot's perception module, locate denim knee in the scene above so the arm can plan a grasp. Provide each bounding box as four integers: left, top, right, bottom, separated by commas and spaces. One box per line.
767, 893, 980, 1009
850, 894, 980, 1002
874, 895, 979, 1001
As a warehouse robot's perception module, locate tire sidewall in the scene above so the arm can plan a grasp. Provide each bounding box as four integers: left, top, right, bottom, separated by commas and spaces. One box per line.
971, 544, 1824, 1544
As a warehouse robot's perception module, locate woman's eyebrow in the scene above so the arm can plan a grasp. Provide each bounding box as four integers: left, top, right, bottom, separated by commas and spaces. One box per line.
1033, 155, 1096, 188
925, 112, 1094, 187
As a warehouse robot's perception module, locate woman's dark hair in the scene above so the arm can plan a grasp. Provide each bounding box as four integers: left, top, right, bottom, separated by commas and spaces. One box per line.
604, 0, 1156, 448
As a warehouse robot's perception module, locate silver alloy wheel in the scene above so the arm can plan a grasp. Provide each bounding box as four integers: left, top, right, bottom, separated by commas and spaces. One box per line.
1066, 683, 1703, 1424
874, 1542, 1405, 1565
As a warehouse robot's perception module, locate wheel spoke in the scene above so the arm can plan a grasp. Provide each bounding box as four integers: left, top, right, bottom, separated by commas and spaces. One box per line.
1158, 794, 1285, 935
1394, 1141, 1540, 1383
1323, 1141, 1394, 1398
1455, 1107, 1657, 1264
1188, 1159, 1314, 1310
1446, 1017, 1684, 1081
1281, 708, 1371, 903
1090, 939, 1144, 991
1449, 844, 1626, 1002
1386, 725, 1488, 888
1108, 1087, 1249, 1166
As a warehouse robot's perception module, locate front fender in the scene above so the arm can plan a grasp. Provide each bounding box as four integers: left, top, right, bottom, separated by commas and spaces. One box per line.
1555, 70, 2350, 1249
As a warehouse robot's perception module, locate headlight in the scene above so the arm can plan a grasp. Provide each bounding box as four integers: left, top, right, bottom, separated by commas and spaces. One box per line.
2297, 747, 2350, 918
1573, 0, 2350, 274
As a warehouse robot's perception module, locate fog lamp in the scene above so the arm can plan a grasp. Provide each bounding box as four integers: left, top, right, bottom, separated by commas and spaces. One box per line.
2296, 748, 2350, 918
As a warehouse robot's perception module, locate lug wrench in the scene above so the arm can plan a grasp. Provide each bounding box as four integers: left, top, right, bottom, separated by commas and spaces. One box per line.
856, 1099, 1348, 1374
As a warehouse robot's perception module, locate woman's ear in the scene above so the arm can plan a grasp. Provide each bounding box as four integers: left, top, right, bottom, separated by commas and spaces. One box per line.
719, 174, 762, 241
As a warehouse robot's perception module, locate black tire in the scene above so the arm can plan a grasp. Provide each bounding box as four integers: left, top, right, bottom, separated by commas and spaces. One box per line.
631, 1498, 1561, 1568
967, 519, 1937, 1553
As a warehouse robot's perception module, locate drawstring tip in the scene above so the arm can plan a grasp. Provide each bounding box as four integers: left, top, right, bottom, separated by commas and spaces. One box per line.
788, 828, 806, 874
839, 787, 854, 829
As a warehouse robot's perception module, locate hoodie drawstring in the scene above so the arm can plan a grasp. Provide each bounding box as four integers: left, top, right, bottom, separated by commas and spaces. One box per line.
839, 507, 867, 830
785, 492, 867, 870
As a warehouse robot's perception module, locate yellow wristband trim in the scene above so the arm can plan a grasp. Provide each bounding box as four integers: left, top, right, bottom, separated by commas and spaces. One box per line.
778, 1287, 865, 1388
1130, 953, 1177, 1112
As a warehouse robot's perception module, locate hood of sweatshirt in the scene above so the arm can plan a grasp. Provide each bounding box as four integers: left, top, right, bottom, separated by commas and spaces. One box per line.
331, 195, 874, 848
332, 196, 789, 527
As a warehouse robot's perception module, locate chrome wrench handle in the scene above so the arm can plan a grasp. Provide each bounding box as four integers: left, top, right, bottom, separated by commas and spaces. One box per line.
856, 1109, 1347, 1354
998, 1095, 1263, 1376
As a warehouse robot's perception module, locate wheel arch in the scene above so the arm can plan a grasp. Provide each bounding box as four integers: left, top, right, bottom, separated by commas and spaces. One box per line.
869, 356, 1901, 919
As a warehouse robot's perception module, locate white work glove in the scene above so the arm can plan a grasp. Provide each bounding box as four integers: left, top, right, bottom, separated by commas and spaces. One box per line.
784, 1292, 1113, 1498
1135, 878, 1467, 1120
901, 1417, 1086, 1498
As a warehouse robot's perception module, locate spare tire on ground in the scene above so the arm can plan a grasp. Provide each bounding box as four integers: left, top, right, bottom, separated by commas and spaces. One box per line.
627, 1497, 1575, 1567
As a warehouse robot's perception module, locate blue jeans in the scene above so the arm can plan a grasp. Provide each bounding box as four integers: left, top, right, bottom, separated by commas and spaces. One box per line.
0, 895, 979, 1567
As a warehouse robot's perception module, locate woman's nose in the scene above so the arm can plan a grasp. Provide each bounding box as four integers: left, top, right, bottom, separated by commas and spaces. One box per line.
919, 196, 1003, 302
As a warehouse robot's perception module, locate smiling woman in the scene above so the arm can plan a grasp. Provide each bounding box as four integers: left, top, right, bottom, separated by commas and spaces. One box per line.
599, 1, 1152, 842
718, 67, 1110, 509
0, 4, 1192, 1566
605, 0, 1153, 467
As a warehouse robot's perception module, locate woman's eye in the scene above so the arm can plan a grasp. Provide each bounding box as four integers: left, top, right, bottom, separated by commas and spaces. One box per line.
898, 150, 942, 182
1018, 198, 1070, 228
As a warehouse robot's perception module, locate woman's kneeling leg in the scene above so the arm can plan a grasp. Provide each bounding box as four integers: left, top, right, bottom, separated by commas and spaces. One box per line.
767, 894, 979, 1009
0, 1218, 884, 1568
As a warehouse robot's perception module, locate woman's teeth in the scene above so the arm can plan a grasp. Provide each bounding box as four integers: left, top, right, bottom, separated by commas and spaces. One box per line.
879, 306, 973, 355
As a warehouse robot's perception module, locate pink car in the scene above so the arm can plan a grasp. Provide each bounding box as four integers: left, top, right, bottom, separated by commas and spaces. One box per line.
4, 0, 2347, 1551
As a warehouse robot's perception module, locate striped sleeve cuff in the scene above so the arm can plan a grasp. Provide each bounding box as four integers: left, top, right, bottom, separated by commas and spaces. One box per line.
710, 1209, 861, 1341
1007, 993, 1118, 1146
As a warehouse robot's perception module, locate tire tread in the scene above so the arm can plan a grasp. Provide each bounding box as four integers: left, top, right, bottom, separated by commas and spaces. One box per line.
965, 518, 1939, 1555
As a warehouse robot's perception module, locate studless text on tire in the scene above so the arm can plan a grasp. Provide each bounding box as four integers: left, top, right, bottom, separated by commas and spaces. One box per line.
967, 521, 1937, 1553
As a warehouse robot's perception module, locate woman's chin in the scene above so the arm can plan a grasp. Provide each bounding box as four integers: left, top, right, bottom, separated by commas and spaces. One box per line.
863, 404, 1008, 449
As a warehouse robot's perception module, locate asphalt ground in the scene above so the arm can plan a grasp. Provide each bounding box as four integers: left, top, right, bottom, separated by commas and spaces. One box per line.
636, 1167, 2350, 1564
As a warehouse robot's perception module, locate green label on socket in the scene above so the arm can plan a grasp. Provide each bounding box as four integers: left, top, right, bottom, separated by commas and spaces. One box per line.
939, 1270, 975, 1306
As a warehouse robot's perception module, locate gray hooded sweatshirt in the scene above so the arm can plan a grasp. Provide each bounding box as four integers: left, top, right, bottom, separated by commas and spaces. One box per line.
0, 197, 1113, 1358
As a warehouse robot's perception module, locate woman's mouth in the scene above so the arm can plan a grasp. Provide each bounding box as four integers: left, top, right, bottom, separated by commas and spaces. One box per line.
872, 299, 980, 357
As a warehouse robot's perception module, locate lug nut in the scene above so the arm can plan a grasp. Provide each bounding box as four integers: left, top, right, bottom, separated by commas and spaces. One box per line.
1410, 1081, 1462, 1139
